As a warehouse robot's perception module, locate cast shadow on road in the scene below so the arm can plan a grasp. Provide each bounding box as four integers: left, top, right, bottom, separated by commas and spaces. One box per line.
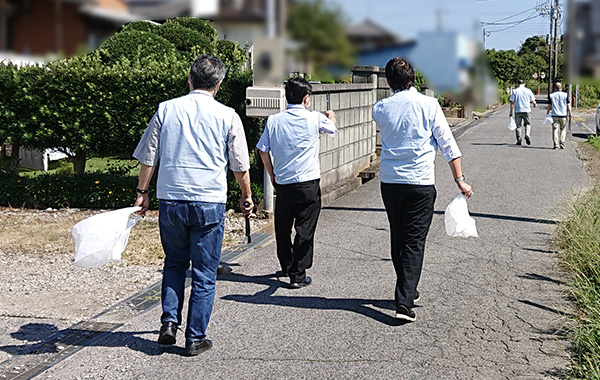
326, 207, 558, 225
0, 322, 176, 358
218, 270, 407, 327
432, 210, 557, 225
470, 142, 557, 150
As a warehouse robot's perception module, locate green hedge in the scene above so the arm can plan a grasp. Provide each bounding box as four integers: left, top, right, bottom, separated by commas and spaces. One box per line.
0, 169, 261, 210
0, 170, 156, 209
0, 17, 266, 210
99, 30, 177, 64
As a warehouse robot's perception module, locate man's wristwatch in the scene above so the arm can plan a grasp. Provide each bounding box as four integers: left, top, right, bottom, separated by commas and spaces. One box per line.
136, 187, 149, 195
454, 175, 465, 183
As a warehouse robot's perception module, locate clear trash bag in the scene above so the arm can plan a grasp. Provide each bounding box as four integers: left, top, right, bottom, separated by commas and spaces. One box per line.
507, 117, 517, 131
72, 206, 141, 268
543, 114, 553, 125
444, 193, 478, 238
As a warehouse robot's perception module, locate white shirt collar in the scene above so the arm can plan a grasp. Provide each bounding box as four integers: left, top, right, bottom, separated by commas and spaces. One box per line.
394, 87, 418, 94
189, 89, 214, 97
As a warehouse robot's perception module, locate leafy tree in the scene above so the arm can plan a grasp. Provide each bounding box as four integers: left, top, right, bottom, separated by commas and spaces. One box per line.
35, 53, 189, 175
288, 0, 355, 80
486, 48, 522, 85
0, 63, 45, 175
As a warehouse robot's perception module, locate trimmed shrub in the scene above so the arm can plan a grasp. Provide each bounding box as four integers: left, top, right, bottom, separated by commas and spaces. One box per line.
98, 30, 177, 63
216, 39, 248, 72
120, 21, 161, 34
154, 23, 213, 58
0, 17, 263, 210
167, 17, 218, 42
0, 170, 158, 210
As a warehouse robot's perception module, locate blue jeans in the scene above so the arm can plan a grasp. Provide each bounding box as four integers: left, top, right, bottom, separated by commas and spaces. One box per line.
158, 200, 225, 342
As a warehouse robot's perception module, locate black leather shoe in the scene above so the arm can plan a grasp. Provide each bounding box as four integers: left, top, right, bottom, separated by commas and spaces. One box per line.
276, 269, 288, 278
157, 322, 177, 345
184, 339, 213, 356
290, 276, 312, 289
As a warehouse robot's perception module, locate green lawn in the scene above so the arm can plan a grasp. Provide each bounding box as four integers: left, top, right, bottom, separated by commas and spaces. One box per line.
0, 155, 140, 176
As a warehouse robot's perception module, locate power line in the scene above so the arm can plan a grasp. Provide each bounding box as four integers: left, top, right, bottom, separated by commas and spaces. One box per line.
481, 6, 537, 25
483, 11, 541, 27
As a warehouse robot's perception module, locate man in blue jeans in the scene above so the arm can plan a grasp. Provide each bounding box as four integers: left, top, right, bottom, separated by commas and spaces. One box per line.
133, 54, 253, 356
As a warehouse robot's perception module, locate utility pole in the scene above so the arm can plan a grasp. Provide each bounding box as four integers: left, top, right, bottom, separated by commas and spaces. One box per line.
482, 28, 490, 50
553, 0, 560, 82
54, 0, 62, 54
547, 3, 554, 96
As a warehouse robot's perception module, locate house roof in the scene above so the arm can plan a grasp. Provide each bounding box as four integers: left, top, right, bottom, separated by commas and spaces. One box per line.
212, 0, 266, 22
347, 19, 401, 42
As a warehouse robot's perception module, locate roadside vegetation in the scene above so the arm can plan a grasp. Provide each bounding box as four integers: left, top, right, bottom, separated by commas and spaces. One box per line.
557, 135, 600, 379
0, 18, 263, 211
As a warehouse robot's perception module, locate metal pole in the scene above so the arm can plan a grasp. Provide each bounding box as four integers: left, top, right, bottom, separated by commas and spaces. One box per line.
547, 17, 553, 95
553, 0, 560, 81
55, 0, 62, 54
261, 0, 277, 214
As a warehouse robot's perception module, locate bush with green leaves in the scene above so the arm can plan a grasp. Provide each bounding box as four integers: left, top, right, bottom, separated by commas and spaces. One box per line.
0, 17, 265, 210
98, 30, 177, 64
0, 169, 158, 209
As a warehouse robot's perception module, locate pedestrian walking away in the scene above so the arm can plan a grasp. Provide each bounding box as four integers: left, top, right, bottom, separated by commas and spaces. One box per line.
547, 82, 573, 150
509, 79, 537, 146
373, 57, 473, 322
257, 77, 337, 289
132, 54, 253, 356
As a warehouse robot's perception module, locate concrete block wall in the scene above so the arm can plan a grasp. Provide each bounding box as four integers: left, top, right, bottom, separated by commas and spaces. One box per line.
307, 67, 386, 202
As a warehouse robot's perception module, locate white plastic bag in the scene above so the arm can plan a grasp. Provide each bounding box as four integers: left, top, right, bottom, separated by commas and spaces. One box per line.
72, 206, 141, 268
543, 114, 553, 125
444, 193, 478, 238
507, 117, 517, 131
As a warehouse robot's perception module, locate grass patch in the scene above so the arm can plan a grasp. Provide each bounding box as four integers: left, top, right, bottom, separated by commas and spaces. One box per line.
558, 139, 600, 378
589, 135, 600, 151
558, 185, 600, 378
1, 155, 140, 176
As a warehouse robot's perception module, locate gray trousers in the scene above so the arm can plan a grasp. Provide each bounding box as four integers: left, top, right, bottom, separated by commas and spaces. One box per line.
514, 112, 531, 141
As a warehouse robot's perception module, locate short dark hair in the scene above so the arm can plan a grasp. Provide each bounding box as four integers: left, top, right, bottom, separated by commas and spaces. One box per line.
517, 79, 524, 85
189, 54, 226, 91
385, 57, 415, 92
285, 77, 312, 104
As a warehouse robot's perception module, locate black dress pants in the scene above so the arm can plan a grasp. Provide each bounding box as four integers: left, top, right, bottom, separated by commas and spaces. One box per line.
274, 179, 321, 283
381, 182, 436, 308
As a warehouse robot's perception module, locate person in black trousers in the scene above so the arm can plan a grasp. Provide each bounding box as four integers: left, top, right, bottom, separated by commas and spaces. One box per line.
256, 78, 337, 288
373, 57, 473, 321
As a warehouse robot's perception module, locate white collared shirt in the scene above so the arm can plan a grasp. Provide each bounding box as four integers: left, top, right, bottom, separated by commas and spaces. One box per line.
256, 104, 337, 185
510, 85, 536, 113
373, 87, 461, 185
133, 90, 250, 203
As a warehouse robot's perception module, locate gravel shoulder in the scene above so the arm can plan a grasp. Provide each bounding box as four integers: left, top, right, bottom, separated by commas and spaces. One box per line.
0, 206, 268, 363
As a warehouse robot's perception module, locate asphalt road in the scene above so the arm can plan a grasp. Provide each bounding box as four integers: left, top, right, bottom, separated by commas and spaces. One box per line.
3, 99, 594, 379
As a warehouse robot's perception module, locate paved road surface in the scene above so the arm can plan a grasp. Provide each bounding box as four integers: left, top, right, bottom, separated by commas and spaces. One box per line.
3, 99, 594, 379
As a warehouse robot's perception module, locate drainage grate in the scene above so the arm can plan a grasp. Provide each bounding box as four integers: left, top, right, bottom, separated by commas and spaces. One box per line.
0, 321, 122, 380
0, 229, 274, 379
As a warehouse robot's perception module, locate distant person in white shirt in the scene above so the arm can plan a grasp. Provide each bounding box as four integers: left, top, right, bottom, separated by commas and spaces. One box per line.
546, 82, 572, 150
509, 79, 537, 146
373, 57, 472, 323
257, 77, 337, 289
